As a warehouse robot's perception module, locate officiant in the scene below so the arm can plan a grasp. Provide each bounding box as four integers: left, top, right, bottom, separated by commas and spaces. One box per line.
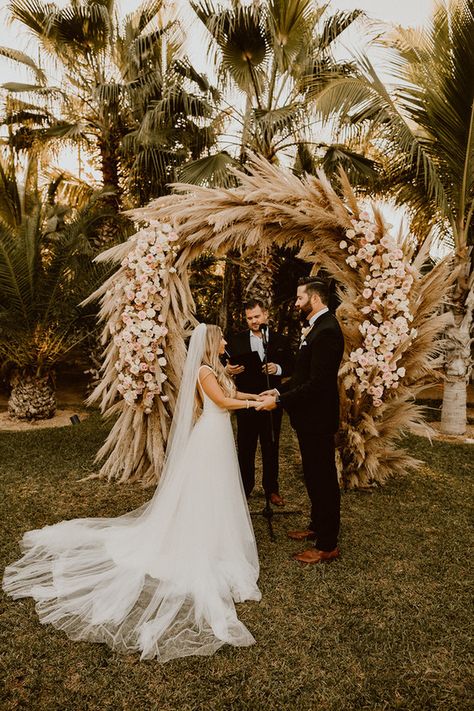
226, 299, 293, 505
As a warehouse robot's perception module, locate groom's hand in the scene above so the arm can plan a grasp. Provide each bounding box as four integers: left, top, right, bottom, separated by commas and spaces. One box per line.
255, 395, 277, 411
259, 389, 278, 397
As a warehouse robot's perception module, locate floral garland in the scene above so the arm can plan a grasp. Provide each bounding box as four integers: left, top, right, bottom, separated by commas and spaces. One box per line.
110, 221, 178, 414
340, 211, 417, 408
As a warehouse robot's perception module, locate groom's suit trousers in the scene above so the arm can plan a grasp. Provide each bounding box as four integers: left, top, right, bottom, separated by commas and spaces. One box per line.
279, 311, 344, 552
296, 430, 340, 552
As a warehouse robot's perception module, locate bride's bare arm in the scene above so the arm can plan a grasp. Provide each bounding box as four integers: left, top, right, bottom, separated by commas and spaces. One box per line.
199, 368, 259, 410
235, 391, 260, 401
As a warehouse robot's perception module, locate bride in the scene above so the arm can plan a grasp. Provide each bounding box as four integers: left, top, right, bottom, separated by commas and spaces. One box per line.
3, 324, 262, 662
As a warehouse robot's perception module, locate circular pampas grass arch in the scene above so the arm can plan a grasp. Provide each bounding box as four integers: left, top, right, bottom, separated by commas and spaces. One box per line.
86, 156, 453, 488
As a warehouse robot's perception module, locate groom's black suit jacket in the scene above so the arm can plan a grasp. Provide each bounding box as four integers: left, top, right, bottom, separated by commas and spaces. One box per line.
279, 311, 344, 435
227, 330, 293, 394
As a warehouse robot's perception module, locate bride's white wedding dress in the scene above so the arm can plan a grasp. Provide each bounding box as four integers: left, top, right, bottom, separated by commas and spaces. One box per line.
3, 326, 261, 662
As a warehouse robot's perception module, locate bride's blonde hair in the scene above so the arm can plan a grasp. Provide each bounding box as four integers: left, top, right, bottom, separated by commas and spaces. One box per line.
194, 325, 235, 417
201, 325, 235, 397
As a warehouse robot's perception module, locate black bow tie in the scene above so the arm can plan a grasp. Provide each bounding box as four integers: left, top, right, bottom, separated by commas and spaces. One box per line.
302, 319, 310, 328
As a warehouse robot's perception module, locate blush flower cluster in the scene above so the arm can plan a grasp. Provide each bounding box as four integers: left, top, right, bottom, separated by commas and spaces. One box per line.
340, 211, 417, 407
110, 222, 178, 414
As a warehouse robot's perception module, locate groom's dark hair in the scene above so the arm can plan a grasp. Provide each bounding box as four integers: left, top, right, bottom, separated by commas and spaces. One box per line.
298, 277, 329, 305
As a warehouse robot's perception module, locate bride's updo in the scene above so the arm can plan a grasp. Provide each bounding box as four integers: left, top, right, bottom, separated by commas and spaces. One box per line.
201, 325, 236, 398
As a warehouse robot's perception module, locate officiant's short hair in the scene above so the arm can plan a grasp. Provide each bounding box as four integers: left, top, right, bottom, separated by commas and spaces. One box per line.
298, 277, 329, 305
244, 298, 267, 312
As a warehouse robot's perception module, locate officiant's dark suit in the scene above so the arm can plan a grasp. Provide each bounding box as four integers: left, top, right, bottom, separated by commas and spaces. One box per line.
278, 284, 344, 555
227, 305, 293, 500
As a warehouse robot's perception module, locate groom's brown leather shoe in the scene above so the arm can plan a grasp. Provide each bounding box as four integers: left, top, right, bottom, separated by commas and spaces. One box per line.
287, 529, 316, 541
270, 493, 285, 506
293, 547, 340, 564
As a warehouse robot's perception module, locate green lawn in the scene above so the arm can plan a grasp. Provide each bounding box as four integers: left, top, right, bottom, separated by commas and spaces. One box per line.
0, 413, 472, 711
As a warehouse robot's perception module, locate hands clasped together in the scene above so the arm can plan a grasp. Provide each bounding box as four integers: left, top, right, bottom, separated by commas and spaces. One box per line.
244, 389, 279, 411
226, 361, 280, 411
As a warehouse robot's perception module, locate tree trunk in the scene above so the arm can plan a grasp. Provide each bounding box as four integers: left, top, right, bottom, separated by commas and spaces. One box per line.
440, 256, 473, 435
241, 245, 276, 309
94, 130, 123, 250
8, 372, 56, 421
99, 134, 121, 204
441, 377, 467, 434
220, 254, 243, 333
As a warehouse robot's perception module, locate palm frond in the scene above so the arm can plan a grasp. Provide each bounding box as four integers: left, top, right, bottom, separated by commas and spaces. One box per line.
123, 0, 165, 37
0, 221, 32, 323
178, 152, 240, 188
2, 82, 65, 100
266, 0, 314, 70
316, 9, 364, 53
8, 0, 52, 40
0, 46, 47, 84
191, 0, 268, 94
0, 159, 22, 227
52, 3, 111, 50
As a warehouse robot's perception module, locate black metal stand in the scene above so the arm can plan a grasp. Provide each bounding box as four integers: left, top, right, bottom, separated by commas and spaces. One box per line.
249, 325, 301, 541
250, 496, 302, 542
260, 326, 275, 443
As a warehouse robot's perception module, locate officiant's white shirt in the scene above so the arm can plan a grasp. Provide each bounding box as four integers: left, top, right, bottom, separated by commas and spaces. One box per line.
249, 331, 282, 376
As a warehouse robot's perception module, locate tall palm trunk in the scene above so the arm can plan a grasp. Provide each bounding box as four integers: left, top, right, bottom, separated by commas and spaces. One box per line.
95, 131, 123, 249
440, 252, 474, 435
8, 372, 56, 421
236, 97, 278, 312
220, 254, 243, 332
240, 245, 276, 308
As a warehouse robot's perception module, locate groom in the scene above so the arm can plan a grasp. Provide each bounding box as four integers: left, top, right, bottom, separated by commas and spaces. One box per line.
256, 278, 344, 564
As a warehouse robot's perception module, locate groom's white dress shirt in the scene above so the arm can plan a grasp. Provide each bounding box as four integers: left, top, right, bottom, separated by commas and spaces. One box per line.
307, 306, 329, 329
275, 307, 330, 398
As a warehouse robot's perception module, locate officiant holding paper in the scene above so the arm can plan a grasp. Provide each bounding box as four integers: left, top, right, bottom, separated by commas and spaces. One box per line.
227, 299, 293, 504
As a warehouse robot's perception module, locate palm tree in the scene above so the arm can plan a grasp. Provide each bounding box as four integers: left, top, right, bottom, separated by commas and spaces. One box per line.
185, 0, 368, 328
0, 0, 220, 219
123, 52, 224, 205
0, 153, 120, 420
315, 0, 474, 434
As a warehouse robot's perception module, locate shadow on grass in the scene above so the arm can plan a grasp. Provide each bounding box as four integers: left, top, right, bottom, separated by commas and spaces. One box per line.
0, 413, 472, 711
